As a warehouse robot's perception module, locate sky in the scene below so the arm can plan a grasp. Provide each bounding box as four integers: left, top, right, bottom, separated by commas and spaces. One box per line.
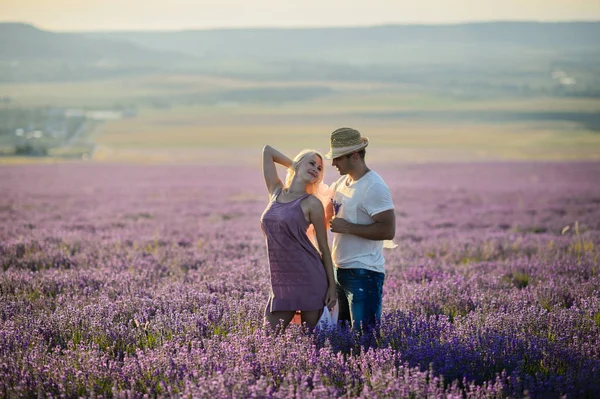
1, 0, 599, 31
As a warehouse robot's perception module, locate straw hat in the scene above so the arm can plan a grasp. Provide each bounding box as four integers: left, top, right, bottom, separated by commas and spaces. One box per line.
325, 127, 369, 159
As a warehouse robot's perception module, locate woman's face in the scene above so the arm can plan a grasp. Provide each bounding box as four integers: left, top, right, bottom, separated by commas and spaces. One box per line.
299, 154, 324, 184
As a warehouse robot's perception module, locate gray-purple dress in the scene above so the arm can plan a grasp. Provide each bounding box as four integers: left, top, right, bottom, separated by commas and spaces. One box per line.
260, 189, 327, 312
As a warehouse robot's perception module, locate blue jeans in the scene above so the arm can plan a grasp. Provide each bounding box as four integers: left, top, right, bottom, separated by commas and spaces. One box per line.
335, 267, 385, 331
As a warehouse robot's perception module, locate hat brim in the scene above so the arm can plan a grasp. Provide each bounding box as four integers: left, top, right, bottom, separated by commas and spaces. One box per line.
325, 138, 369, 159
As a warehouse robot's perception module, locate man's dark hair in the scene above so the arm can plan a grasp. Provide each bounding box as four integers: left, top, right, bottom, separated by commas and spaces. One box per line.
347, 149, 366, 160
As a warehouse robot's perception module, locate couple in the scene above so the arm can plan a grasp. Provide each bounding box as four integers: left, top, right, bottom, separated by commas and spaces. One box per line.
260, 127, 396, 331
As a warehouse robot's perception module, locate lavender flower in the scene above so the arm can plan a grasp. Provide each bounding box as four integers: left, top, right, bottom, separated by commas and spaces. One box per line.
0, 161, 598, 398
331, 199, 342, 216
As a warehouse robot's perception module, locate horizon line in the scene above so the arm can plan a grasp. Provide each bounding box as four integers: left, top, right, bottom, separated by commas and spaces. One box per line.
2, 19, 600, 33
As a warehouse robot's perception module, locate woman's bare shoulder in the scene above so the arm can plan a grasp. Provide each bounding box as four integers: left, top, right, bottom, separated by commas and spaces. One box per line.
304, 194, 324, 210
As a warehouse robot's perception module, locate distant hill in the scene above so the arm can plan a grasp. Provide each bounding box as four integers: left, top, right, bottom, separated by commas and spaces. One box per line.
89, 22, 600, 59
0, 23, 193, 62
1, 21, 599, 98
89, 22, 600, 98
0, 23, 192, 81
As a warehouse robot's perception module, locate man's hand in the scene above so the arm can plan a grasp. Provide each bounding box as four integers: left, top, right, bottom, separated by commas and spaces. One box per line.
330, 217, 352, 234
329, 209, 396, 240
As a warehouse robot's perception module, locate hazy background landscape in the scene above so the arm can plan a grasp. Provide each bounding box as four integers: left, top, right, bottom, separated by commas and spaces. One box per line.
1, 21, 599, 164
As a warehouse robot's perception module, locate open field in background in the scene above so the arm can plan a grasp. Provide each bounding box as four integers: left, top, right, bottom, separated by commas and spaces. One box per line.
93, 118, 600, 165
1, 74, 600, 164
3, 74, 600, 112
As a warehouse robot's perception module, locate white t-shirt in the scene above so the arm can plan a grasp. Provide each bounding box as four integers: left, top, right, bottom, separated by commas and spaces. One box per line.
331, 170, 394, 274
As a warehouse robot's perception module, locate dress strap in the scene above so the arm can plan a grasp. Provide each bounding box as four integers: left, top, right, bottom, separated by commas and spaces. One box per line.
271, 186, 283, 202
293, 193, 311, 203
275, 191, 311, 205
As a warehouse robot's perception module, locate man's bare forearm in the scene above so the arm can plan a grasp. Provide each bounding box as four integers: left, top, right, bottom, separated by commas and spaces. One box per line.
330, 218, 395, 240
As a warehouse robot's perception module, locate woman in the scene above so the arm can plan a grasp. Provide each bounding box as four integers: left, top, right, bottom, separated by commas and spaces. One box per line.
260, 145, 337, 330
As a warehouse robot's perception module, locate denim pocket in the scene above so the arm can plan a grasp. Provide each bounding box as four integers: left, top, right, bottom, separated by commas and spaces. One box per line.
348, 268, 368, 277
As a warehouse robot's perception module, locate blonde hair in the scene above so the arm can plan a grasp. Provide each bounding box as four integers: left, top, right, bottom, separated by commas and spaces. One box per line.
284, 149, 324, 194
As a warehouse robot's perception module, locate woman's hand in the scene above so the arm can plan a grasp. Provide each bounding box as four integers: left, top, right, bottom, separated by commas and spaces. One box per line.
325, 285, 337, 311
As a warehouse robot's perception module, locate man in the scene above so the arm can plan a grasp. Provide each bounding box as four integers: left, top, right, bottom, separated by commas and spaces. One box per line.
325, 127, 396, 331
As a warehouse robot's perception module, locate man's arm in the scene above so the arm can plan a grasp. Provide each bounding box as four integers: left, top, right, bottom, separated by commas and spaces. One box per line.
330, 209, 395, 240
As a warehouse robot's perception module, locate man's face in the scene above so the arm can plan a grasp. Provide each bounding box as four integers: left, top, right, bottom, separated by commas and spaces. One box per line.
332, 153, 354, 175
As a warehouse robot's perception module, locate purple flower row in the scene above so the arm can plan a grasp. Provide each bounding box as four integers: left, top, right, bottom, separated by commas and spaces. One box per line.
1, 161, 599, 397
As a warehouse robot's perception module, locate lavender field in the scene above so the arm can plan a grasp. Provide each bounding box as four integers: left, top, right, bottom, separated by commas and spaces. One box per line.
1, 161, 599, 398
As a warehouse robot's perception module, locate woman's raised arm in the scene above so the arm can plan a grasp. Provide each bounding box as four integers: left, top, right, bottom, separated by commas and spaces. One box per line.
262, 145, 293, 195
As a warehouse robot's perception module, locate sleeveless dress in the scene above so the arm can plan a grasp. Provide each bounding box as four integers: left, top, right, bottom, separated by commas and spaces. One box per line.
260, 188, 327, 312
